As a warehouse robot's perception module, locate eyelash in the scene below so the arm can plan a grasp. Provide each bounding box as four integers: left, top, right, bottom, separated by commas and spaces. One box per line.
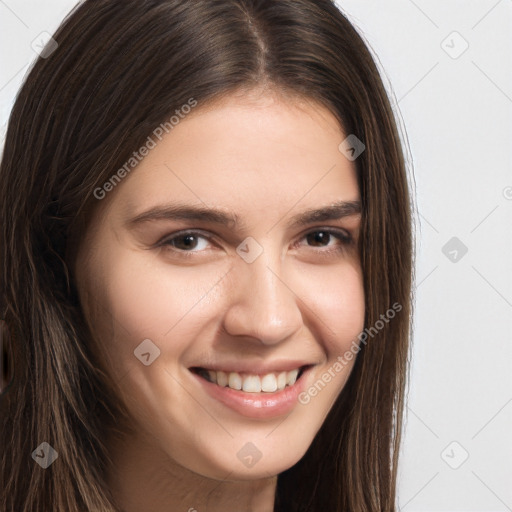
156, 228, 354, 259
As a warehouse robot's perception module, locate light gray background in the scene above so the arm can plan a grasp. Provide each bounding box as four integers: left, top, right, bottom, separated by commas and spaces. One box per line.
1, 1, 511, 510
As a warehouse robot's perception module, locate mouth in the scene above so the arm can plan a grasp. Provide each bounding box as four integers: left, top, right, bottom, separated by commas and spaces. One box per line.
190, 365, 311, 394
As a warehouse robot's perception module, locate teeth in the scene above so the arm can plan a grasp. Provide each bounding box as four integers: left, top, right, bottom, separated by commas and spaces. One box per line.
200, 368, 302, 393
286, 369, 299, 386
242, 375, 261, 393
277, 371, 287, 390
228, 372, 242, 390
261, 373, 277, 392
216, 370, 228, 387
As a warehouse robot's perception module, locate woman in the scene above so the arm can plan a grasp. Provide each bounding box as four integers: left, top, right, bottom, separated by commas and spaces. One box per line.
0, 0, 414, 510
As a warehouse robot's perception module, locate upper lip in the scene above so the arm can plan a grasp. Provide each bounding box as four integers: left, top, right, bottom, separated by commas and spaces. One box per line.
189, 360, 315, 375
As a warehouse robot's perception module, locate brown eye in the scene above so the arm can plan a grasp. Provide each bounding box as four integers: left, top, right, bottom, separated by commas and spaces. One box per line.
161, 232, 211, 252
304, 230, 351, 248
173, 234, 199, 250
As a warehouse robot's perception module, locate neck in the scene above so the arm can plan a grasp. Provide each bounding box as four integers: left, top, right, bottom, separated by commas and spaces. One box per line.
106, 430, 278, 512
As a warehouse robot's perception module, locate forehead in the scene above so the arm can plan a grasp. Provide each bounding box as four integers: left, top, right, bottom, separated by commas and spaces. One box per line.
104, 91, 359, 222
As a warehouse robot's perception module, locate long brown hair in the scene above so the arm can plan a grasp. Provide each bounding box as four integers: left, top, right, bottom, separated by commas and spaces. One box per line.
0, 1, 414, 510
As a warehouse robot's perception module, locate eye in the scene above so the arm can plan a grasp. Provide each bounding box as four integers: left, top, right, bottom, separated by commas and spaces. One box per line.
304, 230, 348, 247
296, 228, 353, 254
159, 231, 212, 252
156, 227, 354, 260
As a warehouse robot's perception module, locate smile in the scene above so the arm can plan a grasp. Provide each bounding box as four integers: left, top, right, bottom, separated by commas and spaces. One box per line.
189, 362, 314, 418
191, 367, 308, 393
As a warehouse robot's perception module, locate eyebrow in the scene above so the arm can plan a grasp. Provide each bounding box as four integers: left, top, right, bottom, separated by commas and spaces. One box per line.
125, 199, 361, 231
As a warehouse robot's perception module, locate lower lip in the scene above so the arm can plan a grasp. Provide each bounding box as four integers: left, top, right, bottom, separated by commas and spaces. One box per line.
190, 368, 311, 419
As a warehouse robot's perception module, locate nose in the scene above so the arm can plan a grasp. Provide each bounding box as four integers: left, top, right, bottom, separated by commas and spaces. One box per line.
222, 253, 304, 345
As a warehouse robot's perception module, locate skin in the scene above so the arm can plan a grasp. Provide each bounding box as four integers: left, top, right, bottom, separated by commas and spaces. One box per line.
74, 87, 365, 512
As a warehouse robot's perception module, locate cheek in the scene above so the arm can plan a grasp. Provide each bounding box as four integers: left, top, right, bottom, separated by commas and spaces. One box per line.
84, 251, 230, 376
295, 260, 365, 353
86, 246, 365, 374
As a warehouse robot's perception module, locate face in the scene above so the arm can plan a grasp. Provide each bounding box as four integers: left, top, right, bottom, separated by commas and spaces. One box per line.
75, 89, 365, 480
